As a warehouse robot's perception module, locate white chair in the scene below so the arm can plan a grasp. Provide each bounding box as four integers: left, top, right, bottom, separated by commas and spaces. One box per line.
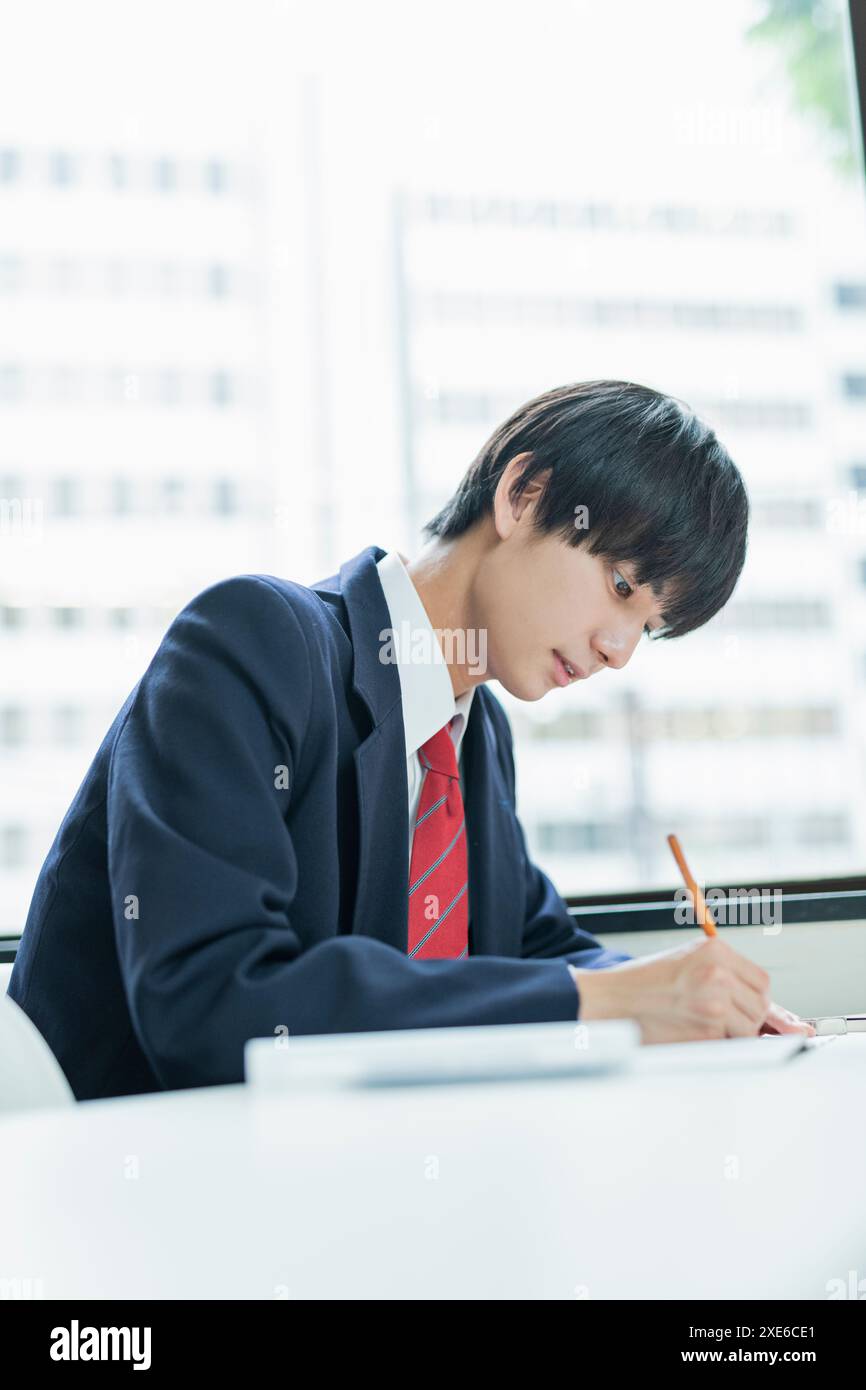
0, 993, 75, 1113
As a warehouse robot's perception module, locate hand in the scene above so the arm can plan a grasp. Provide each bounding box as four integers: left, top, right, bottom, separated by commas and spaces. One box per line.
759, 1001, 816, 1037
570, 936, 774, 1044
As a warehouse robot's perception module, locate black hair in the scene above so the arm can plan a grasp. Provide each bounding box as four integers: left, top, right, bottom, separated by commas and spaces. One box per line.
422, 379, 749, 639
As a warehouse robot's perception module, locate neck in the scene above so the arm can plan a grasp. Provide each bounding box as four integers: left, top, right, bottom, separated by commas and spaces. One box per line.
403, 525, 492, 700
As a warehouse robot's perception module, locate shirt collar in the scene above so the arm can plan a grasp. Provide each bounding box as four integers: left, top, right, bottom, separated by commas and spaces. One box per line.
375, 549, 475, 760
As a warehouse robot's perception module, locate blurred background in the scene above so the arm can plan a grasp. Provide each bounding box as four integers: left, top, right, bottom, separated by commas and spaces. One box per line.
1, 0, 865, 934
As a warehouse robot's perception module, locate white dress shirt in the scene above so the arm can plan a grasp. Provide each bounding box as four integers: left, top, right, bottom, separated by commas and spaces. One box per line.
375, 550, 475, 858
375, 549, 578, 1003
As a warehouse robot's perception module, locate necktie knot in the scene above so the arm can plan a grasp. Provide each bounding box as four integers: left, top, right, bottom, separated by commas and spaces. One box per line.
419, 723, 459, 779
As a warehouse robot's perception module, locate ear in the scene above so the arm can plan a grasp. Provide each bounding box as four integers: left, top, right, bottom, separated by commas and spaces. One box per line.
492, 452, 551, 539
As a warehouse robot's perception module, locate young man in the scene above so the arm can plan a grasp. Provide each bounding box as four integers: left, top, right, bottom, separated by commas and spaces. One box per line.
9, 379, 812, 1100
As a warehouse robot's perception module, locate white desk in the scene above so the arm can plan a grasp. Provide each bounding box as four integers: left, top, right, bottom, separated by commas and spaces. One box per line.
2, 1036, 865, 1299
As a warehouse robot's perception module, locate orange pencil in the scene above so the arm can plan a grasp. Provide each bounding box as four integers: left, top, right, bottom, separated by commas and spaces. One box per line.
666, 833, 717, 936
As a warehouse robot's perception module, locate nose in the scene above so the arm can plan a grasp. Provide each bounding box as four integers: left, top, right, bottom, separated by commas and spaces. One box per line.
590, 627, 641, 671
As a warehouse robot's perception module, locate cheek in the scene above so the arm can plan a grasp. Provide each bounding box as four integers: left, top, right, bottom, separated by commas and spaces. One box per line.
477, 551, 561, 669
496, 588, 542, 660
475, 590, 530, 684
508, 567, 551, 634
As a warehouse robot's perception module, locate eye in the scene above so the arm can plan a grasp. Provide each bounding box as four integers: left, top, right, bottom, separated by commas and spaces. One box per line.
612, 567, 633, 599
614, 566, 657, 636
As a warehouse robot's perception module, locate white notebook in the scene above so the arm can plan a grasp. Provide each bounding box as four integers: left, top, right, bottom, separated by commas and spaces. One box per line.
634, 1033, 815, 1074
245, 1018, 639, 1090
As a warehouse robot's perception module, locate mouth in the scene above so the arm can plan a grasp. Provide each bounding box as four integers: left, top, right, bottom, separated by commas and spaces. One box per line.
552, 649, 586, 687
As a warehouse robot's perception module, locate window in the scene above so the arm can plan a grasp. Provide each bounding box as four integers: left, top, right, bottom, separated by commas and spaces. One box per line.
53, 478, 79, 517
111, 476, 133, 516
2, 0, 865, 937
52, 608, 84, 630
49, 151, 74, 186
205, 159, 227, 194
208, 264, 229, 297
107, 153, 127, 189
212, 479, 237, 515
105, 261, 128, 296
834, 282, 866, 309
0, 475, 24, 502
0, 148, 19, 182
209, 370, 232, 406
158, 370, 181, 406
158, 263, 177, 297
161, 477, 185, 512
53, 706, 85, 744
0, 366, 24, 402
0, 826, 28, 869
154, 158, 177, 192
399, 0, 866, 894
752, 497, 822, 528
842, 374, 866, 400
0, 255, 22, 291
0, 707, 25, 747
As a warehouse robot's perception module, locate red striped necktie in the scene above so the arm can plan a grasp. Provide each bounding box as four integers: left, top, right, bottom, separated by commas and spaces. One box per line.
407, 721, 469, 959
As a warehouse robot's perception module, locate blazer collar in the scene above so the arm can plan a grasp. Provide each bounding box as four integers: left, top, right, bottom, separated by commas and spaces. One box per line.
337, 544, 401, 727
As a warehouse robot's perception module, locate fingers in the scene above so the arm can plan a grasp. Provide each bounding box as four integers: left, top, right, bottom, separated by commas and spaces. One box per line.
762, 1002, 815, 1036
645, 940, 812, 1046
689, 940, 769, 1038
708, 939, 770, 1023
725, 1000, 765, 1038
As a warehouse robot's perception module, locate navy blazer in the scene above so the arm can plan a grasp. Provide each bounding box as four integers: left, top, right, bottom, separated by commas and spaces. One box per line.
9, 544, 631, 1100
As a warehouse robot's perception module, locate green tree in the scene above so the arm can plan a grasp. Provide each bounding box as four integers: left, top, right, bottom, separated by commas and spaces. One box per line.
747, 0, 859, 176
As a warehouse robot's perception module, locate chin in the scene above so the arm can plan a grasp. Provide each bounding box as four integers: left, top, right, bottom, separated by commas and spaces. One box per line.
497, 668, 549, 702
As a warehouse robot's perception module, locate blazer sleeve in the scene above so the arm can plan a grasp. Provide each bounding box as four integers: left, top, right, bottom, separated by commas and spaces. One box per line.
106, 576, 584, 1091
484, 694, 634, 969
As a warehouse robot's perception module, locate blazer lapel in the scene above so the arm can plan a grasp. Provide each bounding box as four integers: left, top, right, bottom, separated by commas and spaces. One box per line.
351, 707, 410, 949
337, 546, 411, 950
461, 690, 525, 958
